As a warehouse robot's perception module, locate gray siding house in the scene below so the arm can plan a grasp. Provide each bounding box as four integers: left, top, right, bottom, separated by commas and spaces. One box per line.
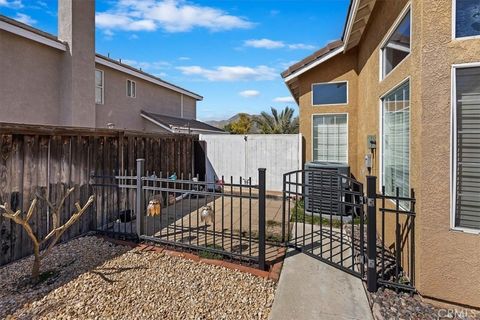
0, 0, 223, 134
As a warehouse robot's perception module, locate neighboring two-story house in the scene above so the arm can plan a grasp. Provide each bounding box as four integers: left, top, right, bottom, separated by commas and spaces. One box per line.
282, 0, 480, 309
0, 0, 223, 134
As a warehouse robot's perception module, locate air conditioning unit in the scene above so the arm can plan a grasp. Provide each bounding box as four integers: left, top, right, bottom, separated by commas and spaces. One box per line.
304, 161, 351, 217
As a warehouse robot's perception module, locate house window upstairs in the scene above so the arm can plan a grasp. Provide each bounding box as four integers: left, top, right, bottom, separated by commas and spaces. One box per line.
455, 0, 480, 39
127, 79, 136, 98
95, 69, 104, 105
381, 8, 411, 79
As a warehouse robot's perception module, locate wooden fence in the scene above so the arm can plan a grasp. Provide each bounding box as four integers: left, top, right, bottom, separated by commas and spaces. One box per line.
0, 124, 196, 266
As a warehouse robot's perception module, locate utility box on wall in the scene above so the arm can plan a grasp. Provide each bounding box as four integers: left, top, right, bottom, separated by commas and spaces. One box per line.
367, 135, 377, 149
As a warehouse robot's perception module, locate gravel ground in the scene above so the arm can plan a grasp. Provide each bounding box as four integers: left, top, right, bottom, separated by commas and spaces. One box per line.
344, 225, 480, 320
370, 288, 480, 320
0, 236, 276, 320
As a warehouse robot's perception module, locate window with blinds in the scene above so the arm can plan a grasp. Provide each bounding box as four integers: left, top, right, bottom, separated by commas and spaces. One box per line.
454, 67, 480, 230
312, 114, 348, 163
382, 81, 410, 208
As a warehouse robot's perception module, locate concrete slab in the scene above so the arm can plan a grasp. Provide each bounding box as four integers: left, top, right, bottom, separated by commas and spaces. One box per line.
269, 223, 373, 320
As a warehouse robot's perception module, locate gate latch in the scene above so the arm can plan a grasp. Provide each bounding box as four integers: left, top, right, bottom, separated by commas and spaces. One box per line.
367, 198, 375, 207
368, 259, 375, 268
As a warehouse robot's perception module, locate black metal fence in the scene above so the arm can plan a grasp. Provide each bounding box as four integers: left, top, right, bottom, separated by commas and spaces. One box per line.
282, 169, 365, 278
90, 159, 268, 270
281, 171, 416, 293
366, 176, 416, 292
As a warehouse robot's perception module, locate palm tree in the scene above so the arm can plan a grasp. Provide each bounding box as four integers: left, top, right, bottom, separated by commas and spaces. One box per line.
254, 107, 299, 134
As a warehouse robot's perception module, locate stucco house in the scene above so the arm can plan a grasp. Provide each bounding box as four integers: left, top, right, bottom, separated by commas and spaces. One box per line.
282, 0, 480, 309
0, 0, 223, 134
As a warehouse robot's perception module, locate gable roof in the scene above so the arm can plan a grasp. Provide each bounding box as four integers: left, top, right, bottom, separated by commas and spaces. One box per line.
0, 14, 67, 51
0, 14, 202, 100
281, 0, 376, 83
95, 54, 203, 100
141, 111, 226, 134
281, 40, 344, 81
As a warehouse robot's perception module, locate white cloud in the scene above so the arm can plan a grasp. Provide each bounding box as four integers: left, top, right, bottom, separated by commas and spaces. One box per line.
273, 96, 295, 103
96, 13, 156, 31
14, 13, 36, 25
239, 90, 260, 98
177, 65, 277, 82
288, 43, 316, 50
244, 38, 284, 49
178, 56, 190, 61
0, 0, 22, 8
96, 0, 253, 33
244, 38, 315, 50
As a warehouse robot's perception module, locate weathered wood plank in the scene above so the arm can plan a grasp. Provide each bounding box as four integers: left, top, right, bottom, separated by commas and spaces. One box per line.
0, 125, 195, 266
0, 135, 13, 265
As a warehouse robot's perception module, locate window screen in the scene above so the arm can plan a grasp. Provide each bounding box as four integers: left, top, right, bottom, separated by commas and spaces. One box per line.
382, 81, 410, 207
312, 114, 348, 163
382, 10, 411, 78
455, 0, 480, 38
312, 82, 348, 105
454, 67, 480, 229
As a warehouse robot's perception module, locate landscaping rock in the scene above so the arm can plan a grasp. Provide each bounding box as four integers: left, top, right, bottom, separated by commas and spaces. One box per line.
0, 236, 275, 319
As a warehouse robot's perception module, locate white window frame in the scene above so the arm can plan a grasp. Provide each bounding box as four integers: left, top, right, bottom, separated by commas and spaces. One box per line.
311, 112, 349, 164
379, 2, 412, 81
127, 79, 136, 98
450, 62, 480, 235
311, 81, 349, 106
95, 69, 104, 105
452, 0, 480, 41
378, 77, 411, 207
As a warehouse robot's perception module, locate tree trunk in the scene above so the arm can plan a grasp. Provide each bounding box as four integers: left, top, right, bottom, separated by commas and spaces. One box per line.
31, 255, 41, 281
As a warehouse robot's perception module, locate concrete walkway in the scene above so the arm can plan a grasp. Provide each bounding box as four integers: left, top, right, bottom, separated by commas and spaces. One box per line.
269, 224, 373, 320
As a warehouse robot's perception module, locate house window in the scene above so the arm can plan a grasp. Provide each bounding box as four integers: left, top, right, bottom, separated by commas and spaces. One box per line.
127, 79, 136, 98
455, 0, 480, 38
312, 114, 348, 163
453, 66, 480, 230
381, 8, 411, 79
381, 81, 410, 207
95, 69, 104, 104
312, 82, 348, 105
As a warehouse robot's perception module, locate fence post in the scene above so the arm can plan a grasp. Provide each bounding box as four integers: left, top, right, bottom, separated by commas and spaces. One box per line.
366, 175, 377, 292
136, 159, 145, 239
258, 168, 267, 271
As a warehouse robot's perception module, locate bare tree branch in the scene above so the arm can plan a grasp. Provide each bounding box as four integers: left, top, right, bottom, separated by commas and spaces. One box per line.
0, 189, 95, 281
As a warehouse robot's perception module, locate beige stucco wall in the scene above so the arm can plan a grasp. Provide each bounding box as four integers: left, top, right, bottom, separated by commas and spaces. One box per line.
58, 0, 96, 127
95, 64, 197, 130
296, 0, 480, 308
0, 29, 63, 125
298, 49, 359, 176
415, 0, 480, 308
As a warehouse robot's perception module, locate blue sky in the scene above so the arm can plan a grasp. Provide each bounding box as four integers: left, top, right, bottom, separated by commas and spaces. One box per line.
0, 0, 350, 121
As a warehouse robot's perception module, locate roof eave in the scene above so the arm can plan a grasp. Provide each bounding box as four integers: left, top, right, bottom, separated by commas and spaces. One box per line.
96, 54, 203, 101
282, 45, 345, 83
342, 0, 377, 52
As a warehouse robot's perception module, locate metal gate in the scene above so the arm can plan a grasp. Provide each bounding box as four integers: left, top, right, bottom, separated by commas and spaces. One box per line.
282, 170, 417, 292
282, 169, 365, 278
